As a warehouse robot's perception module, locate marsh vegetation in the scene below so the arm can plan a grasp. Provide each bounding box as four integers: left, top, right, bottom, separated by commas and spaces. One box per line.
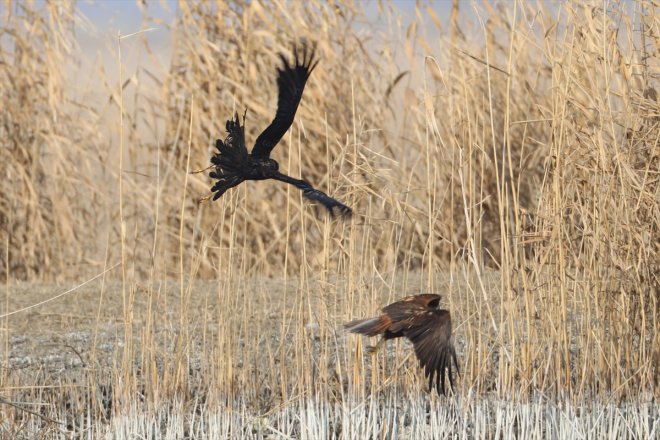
1, 1, 658, 438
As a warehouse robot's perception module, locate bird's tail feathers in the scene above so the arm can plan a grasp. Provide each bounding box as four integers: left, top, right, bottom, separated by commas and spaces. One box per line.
344, 316, 390, 337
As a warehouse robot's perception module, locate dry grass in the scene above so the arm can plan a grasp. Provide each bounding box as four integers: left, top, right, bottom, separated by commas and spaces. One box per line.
0, 0, 658, 438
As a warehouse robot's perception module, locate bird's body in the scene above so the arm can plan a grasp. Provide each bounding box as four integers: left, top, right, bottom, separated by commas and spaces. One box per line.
236, 157, 279, 183
345, 293, 459, 395
206, 43, 351, 217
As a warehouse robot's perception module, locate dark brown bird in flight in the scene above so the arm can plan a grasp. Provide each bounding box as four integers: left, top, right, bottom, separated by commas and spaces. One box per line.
204, 43, 351, 217
345, 293, 459, 395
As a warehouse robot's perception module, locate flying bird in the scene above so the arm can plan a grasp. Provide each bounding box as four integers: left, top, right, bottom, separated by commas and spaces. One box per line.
203, 43, 351, 217
345, 293, 459, 395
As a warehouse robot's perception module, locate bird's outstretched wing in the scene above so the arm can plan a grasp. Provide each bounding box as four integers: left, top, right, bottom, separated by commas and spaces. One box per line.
302, 188, 352, 217
210, 113, 249, 200
271, 172, 352, 217
251, 43, 319, 159
404, 309, 459, 396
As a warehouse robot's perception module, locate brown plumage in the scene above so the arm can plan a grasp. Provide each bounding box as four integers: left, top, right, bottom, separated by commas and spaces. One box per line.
345, 293, 459, 395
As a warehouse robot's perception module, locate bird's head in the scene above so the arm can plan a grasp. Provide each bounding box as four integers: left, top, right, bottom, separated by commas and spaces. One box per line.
412, 293, 442, 309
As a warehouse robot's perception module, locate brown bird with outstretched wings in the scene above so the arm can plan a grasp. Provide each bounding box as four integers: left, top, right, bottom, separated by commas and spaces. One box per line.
201, 42, 351, 217
345, 293, 459, 395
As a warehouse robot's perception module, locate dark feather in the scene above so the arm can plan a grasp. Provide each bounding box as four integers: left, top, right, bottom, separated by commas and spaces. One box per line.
271, 172, 352, 217
209, 113, 248, 200
251, 43, 319, 158
345, 293, 458, 395
205, 43, 351, 218
405, 308, 458, 396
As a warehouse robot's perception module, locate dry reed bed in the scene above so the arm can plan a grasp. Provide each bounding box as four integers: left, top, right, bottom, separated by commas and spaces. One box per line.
0, 275, 657, 438
1, 0, 658, 437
